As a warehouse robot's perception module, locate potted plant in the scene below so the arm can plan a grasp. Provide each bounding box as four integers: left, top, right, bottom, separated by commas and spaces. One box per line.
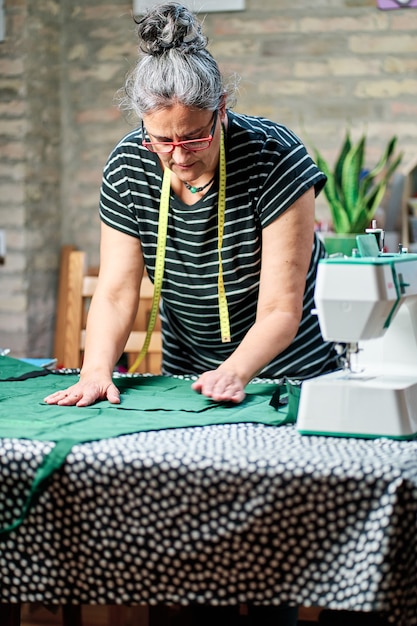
311, 130, 403, 254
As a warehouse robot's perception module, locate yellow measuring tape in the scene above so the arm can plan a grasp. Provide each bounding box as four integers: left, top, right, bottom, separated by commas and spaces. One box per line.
217, 127, 231, 342
128, 126, 230, 373
128, 165, 171, 373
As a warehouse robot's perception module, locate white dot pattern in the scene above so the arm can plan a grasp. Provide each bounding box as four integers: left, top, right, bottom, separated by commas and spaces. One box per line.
1, 424, 417, 625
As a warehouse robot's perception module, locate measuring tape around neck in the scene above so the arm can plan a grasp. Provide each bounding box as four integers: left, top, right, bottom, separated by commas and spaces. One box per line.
128, 125, 230, 373
217, 126, 231, 342
128, 166, 171, 373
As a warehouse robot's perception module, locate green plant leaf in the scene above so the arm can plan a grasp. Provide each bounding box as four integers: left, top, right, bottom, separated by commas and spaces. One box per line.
314, 152, 350, 232
334, 132, 352, 196
309, 131, 402, 234
366, 136, 398, 180
341, 134, 365, 227
383, 151, 403, 185
351, 180, 387, 233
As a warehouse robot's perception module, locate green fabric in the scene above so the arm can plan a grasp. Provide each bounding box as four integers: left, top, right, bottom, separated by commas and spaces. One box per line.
0, 356, 293, 535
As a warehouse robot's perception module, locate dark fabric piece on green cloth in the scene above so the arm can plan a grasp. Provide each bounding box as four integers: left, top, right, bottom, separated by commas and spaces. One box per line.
0, 367, 52, 381
269, 379, 302, 422
286, 380, 302, 422
0, 356, 293, 535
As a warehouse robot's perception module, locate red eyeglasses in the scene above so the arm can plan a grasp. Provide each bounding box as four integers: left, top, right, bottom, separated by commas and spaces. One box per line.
142, 110, 218, 154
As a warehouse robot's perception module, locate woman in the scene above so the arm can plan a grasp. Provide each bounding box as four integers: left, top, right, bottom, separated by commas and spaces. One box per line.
45, 2, 338, 410
45, 4, 340, 624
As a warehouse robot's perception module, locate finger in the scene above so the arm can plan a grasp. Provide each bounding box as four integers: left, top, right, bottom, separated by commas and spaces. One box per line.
227, 388, 246, 403
75, 383, 120, 407
192, 374, 215, 396
193, 375, 246, 404
213, 389, 245, 403
206, 378, 245, 403
75, 394, 99, 407
44, 390, 73, 404
106, 383, 121, 404
57, 392, 80, 406
191, 380, 203, 393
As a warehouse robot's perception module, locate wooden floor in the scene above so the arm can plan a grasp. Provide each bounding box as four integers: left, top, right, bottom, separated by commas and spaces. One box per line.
20, 604, 321, 626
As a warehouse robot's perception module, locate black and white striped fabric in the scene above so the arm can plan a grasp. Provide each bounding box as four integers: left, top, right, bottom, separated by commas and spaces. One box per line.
99, 111, 338, 378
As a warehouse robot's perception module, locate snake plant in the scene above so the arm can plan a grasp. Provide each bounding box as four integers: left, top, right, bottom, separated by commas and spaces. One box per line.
312, 131, 402, 234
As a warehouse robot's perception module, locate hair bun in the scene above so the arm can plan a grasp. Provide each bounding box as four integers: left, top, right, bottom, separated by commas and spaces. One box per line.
137, 2, 207, 56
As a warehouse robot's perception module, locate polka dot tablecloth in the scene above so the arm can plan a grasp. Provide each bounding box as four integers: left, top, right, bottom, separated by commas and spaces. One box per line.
1, 423, 417, 625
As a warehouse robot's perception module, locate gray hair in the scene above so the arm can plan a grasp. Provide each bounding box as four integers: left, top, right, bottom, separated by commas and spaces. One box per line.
118, 2, 238, 117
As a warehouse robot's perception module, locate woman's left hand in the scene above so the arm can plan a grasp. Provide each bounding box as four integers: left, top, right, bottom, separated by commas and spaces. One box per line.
191, 369, 246, 403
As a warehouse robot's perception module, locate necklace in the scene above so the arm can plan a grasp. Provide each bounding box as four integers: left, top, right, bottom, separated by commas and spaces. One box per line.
183, 176, 215, 194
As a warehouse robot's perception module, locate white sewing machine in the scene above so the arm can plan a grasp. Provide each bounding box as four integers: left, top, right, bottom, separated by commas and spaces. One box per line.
297, 251, 417, 439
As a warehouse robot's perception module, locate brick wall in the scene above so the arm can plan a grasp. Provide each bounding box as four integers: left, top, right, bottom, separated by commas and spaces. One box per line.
1, 0, 417, 357
0, 0, 61, 357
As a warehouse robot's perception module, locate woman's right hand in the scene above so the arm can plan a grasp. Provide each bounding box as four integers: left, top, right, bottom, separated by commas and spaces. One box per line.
44, 376, 120, 407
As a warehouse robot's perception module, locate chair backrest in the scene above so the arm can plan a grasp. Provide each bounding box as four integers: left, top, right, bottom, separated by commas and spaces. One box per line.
54, 246, 162, 373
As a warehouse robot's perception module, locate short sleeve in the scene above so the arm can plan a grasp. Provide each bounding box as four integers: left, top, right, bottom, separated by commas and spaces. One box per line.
257, 141, 326, 229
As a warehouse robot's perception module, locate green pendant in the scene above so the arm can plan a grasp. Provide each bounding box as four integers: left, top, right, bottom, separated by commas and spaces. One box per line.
184, 176, 215, 194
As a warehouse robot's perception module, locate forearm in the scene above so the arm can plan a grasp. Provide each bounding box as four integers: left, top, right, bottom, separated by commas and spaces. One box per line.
220, 309, 301, 384
80, 293, 138, 378
224, 189, 315, 384
193, 190, 315, 404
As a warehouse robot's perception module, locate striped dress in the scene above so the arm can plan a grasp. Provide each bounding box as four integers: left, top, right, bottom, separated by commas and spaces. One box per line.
99, 110, 338, 379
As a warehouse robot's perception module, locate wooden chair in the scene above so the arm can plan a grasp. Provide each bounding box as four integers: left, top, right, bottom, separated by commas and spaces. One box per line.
54, 246, 162, 373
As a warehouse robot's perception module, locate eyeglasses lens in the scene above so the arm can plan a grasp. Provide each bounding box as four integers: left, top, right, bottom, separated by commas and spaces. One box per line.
142, 111, 217, 154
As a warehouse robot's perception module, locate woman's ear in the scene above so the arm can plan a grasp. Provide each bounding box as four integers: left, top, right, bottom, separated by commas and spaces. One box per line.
219, 94, 227, 120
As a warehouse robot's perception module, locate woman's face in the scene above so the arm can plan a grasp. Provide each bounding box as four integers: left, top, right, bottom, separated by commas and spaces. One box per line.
142, 103, 223, 184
